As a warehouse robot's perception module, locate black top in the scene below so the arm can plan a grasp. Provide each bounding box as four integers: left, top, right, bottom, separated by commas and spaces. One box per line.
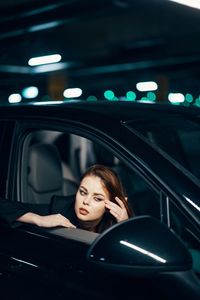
0, 195, 77, 228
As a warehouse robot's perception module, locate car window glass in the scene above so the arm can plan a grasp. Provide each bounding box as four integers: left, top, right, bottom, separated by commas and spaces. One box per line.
125, 116, 200, 181
20, 129, 161, 220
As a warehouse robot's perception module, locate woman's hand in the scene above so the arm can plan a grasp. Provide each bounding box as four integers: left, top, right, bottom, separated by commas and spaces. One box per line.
105, 197, 129, 222
37, 214, 76, 228
17, 212, 76, 228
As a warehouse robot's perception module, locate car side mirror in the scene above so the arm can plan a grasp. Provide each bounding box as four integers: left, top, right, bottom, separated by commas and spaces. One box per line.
87, 216, 192, 275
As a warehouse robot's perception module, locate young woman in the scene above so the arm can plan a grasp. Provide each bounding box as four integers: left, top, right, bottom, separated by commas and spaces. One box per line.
0, 164, 133, 233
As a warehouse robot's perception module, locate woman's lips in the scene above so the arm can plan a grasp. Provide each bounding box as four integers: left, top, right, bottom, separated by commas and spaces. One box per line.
79, 208, 89, 215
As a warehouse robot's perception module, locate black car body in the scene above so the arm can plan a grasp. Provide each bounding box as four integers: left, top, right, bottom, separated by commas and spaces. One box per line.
0, 101, 199, 299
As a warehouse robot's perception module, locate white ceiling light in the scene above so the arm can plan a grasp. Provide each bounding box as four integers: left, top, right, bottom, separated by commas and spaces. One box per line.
168, 93, 185, 103
136, 81, 158, 92
8, 93, 22, 103
63, 88, 82, 98
28, 54, 62, 66
169, 0, 200, 10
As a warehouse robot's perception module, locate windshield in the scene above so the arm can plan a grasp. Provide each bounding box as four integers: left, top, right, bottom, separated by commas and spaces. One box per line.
125, 114, 200, 182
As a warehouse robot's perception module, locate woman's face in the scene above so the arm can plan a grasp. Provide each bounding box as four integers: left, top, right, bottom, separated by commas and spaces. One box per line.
75, 175, 109, 222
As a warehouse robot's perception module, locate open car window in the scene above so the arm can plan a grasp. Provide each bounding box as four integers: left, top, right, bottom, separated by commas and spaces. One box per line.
19, 129, 161, 221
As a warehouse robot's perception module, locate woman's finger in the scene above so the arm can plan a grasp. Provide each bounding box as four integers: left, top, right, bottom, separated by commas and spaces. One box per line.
105, 202, 121, 217
108, 209, 119, 219
56, 214, 76, 228
105, 201, 117, 211
114, 197, 125, 208
105, 199, 128, 223
62, 219, 76, 228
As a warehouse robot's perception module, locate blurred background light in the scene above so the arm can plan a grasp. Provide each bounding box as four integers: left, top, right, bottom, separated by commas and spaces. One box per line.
185, 93, 193, 103
87, 96, 98, 101
8, 93, 22, 103
168, 93, 185, 103
63, 88, 82, 98
136, 81, 158, 92
0, 1, 199, 106
169, 0, 200, 10
29, 21, 61, 32
33, 62, 69, 73
147, 91, 156, 101
104, 90, 115, 100
22, 86, 39, 99
28, 54, 62, 66
139, 98, 155, 104
112, 96, 119, 101
126, 91, 136, 101
194, 97, 200, 107
33, 100, 64, 105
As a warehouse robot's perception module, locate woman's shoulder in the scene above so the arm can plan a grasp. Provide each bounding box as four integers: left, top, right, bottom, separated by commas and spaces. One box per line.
50, 194, 75, 214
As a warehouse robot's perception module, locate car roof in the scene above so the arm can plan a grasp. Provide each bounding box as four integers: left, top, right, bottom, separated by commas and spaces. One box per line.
0, 100, 199, 225
1, 100, 200, 122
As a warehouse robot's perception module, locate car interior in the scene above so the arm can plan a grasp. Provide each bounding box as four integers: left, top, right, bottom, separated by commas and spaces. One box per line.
20, 129, 161, 221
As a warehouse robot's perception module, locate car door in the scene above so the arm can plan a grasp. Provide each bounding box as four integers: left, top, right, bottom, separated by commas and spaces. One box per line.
0, 117, 164, 299
0, 114, 199, 300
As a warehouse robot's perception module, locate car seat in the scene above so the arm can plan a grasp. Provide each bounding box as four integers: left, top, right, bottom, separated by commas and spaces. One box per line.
27, 143, 77, 204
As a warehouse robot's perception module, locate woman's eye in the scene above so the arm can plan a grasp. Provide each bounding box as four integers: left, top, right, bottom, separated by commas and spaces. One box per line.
80, 189, 87, 196
94, 197, 104, 202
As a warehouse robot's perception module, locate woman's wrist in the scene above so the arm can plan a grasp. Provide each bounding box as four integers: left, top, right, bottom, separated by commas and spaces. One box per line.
32, 214, 44, 227
17, 212, 76, 228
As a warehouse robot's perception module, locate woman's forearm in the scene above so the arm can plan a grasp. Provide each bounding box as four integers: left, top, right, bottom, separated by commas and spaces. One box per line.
17, 212, 76, 228
17, 212, 43, 226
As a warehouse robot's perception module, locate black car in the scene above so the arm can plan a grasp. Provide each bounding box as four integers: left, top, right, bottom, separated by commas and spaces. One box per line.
0, 100, 199, 300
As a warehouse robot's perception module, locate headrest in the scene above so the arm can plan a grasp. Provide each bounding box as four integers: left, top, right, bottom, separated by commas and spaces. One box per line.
28, 143, 62, 193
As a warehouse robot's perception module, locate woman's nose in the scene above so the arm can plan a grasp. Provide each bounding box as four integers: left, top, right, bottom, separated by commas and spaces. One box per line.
83, 196, 91, 205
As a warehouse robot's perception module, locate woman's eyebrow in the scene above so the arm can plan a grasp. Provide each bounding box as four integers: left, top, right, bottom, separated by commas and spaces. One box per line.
80, 185, 87, 191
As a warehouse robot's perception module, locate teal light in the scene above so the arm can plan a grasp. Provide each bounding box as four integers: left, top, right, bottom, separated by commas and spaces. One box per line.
104, 90, 115, 100
194, 97, 200, 107
126, 91, 136, 101
112, 96, 119, 101
171, 102, 180, 106
147, 92, 156, 101
183, 101, 190, 107
87, 96, 98, 101
185, 93, 193, 103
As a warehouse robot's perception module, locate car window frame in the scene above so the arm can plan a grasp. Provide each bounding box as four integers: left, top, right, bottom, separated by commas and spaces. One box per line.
0, 120, 16, 199
9, 116, 199, 240
10, 119, 165, 221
